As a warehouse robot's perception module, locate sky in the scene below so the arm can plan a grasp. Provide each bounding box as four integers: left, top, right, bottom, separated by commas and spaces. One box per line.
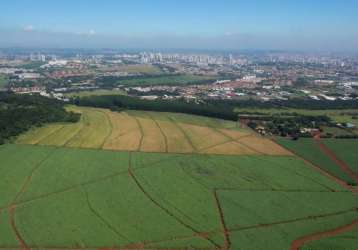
0, 0, 357, 51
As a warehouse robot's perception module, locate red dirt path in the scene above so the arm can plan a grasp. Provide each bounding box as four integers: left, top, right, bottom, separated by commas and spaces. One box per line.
9, 205, 29, 250
290, 219, 358, 250
273, 138, 358, 192
314, 135, 358, 182
127, 153, 221, 249
213, 190, 231, 250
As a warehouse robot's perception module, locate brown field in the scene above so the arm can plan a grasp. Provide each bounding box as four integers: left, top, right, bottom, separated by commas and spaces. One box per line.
102, 111, 142, 151
239, 135, 292, 155
201, 141, 257, 155
16, 107, 291, 156
136, 117, 166, 152
177, 123, 230, 150
155, 120, 194, 153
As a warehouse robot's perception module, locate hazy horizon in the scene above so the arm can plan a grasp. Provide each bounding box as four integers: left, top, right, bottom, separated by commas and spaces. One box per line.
1, 0, 358, 52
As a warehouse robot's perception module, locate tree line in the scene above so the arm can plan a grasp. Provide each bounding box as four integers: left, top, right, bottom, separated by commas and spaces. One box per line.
0, 93, 80, 144
73, 95, 238, 120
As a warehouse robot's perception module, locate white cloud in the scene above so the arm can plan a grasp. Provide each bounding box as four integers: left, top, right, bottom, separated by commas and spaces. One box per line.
89, 29, 96, 35
23, 25, 34, 31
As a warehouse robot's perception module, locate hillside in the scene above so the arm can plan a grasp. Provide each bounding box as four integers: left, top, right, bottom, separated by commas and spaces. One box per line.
16, 106, 290, 156
1, 106, 357, 249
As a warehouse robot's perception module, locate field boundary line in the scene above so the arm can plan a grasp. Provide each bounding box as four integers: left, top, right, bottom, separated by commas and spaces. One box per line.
167, 116, 197, 152
231, 137, 267, 155
1, 208, 356, 250
213, 190, 231, 250
6, 148, 57, 250
63, 109, 87, 147
127, 153, 221, 249
290, 219, 358, 250
206, 124, 265, 155
84, 190, 131, 243
314, 136, 358, 182
274, 138, 358, 192
228, 207, 358, 233
35, 125, 65, 145
148, 114, 169, 153
197, 134, 253, 154
11, 169, 129, 209
11, 148, 58, 204
264, 155, 337, 192
8, 154, 183, 210
99, 110, 114, 149
132, 116, 144, 151
216, 188, 351, 193
9, 205, 29, 250
136, 165, 198, 225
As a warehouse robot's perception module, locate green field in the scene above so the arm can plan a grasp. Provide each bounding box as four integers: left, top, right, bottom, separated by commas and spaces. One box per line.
65, 89, 126, 98
276, 138, 356, 184
119, 74, 215, 86
0, 144, 357, 249
322, 139, 358, 174
301, 228, 358, 250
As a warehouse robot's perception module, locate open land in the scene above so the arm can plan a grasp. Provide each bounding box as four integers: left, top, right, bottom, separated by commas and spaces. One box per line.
0, 143, 357, 249
0, 107, 356, 249
15, 106, 291, 156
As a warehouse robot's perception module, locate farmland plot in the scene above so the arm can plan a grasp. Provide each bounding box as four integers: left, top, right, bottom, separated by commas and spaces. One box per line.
0, 144, 357, 249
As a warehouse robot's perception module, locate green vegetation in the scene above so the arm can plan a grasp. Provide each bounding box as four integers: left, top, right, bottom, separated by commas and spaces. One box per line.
20, 61, 46, 69
301, 228, 358, 250
74, 94, 238, 120
235, 106, 358, 136
0, 74, 8, 88
0, 144, 355, 249
64, 89, 126, 98
117, 64, 163, 74
276, 138, 356, 184
322, 139, 358, 174
95, 74, 215, 87
230, 211, 358, 250
0, 93, 80, 144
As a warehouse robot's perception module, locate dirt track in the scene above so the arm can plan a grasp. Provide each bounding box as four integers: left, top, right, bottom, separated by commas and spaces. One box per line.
213, 190, 231, 250
314, 136, 358, 182
290, 219, 358, 250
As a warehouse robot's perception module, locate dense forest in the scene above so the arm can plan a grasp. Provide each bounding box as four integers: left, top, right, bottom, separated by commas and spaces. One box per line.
74, 95, 238, 120
74, 95, 358, 138
0, 93, 80, 144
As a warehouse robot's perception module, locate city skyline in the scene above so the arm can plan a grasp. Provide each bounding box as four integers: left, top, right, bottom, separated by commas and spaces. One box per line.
0, 0, 358, 51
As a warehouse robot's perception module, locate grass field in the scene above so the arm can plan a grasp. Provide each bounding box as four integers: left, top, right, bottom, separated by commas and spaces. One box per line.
301, 227, 358, 250
322, 139, 358, 174
64, 89, 126, 98
276, 138, 356, 184
4, 105, 358, 249
119, 74, 215, 86
0, 144, 356, 249
16, 106, 291, 156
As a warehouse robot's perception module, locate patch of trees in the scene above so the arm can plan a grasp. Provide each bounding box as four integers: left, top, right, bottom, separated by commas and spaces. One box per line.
0, 93, 80, 144
245, 114, 331, 137
73, 95, 238, 121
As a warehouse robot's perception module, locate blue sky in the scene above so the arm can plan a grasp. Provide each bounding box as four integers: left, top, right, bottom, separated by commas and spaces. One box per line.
0, 0, 357, 50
